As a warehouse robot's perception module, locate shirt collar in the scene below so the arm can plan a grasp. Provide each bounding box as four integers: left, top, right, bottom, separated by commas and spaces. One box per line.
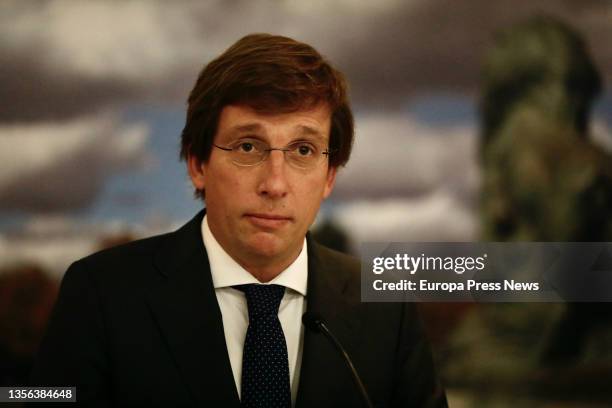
201, 214, 308, 296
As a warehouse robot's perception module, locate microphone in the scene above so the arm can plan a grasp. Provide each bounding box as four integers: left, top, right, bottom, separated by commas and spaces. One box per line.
302, 312, 374, 408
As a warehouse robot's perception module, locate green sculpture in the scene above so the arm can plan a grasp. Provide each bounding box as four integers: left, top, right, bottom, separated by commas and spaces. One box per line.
480, 16, 612, 366
481, 16, 612, 242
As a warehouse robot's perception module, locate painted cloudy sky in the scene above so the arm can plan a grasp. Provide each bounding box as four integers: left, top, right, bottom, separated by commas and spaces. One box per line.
2, 0, 612, 275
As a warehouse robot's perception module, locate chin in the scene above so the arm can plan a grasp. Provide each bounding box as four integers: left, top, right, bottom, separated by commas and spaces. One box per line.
246, 233, 287, 258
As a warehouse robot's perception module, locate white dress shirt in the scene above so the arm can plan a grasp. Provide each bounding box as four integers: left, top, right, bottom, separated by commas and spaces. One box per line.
201, 215, 307, 405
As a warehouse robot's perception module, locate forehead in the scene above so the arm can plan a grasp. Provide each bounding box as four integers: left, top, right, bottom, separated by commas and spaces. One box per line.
215, 103, 332, 142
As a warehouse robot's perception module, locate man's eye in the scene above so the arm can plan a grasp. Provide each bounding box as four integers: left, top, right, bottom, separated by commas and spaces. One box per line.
296, 144, 314, 156
238, 142, 255, 152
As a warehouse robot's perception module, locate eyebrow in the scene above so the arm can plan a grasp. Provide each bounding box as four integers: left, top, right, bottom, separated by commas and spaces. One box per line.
228, 123, 265, 135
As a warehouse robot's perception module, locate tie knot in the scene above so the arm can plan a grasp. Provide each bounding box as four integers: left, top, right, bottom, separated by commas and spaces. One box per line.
234, 284, 286, 319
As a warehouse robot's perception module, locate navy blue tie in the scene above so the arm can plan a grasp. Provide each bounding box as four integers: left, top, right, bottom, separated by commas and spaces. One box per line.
234, 284, 291, 408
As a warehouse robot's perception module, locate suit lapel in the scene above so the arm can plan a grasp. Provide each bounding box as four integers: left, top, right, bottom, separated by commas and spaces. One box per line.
296, 238, 361, 407
146, 211, 240, 406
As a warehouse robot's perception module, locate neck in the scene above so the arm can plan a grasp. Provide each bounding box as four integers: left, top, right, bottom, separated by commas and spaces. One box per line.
234, 242, 304, 283
242, 262, 291, 283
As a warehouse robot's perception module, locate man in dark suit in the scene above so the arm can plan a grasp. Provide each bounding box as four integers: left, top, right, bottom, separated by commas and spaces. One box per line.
31, 34, 447, 407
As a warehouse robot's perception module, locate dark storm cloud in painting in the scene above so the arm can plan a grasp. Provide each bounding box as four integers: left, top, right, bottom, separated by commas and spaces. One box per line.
0, 50, 138, 122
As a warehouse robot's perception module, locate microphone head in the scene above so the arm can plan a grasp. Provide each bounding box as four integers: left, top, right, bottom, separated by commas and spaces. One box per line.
302, 312, 324, 333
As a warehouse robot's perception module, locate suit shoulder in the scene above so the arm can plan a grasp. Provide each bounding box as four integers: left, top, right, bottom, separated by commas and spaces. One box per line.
78, 232, 171, 266
311, 241, 360, 275
67, 231, 174, 286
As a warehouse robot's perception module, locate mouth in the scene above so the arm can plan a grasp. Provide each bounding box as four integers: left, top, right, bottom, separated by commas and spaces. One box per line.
244, 213, 293, 229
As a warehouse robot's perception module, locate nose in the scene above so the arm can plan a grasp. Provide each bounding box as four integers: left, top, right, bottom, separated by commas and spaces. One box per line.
257, 150, 289, 199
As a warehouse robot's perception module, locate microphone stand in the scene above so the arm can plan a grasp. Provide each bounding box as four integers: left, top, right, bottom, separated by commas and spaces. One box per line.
303, 313, 374, 408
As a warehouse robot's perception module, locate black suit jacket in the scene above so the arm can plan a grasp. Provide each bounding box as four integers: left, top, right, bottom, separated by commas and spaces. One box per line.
31, 211, 447, 407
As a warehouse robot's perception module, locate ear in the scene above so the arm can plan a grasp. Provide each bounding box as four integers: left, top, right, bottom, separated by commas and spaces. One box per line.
322, 166, 337, 199
187, 154, 207, 191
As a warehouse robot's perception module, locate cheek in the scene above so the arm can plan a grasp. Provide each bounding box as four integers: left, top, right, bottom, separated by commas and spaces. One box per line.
211, 164, 248, 194
295, 176, 329, 211
205, 167, 249, 210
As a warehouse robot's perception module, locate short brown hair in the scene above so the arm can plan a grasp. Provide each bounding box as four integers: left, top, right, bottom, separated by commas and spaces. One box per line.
180, 33, 354, 197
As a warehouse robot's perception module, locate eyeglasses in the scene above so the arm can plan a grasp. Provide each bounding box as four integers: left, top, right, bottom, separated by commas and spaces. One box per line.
213, 138, 333, 169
